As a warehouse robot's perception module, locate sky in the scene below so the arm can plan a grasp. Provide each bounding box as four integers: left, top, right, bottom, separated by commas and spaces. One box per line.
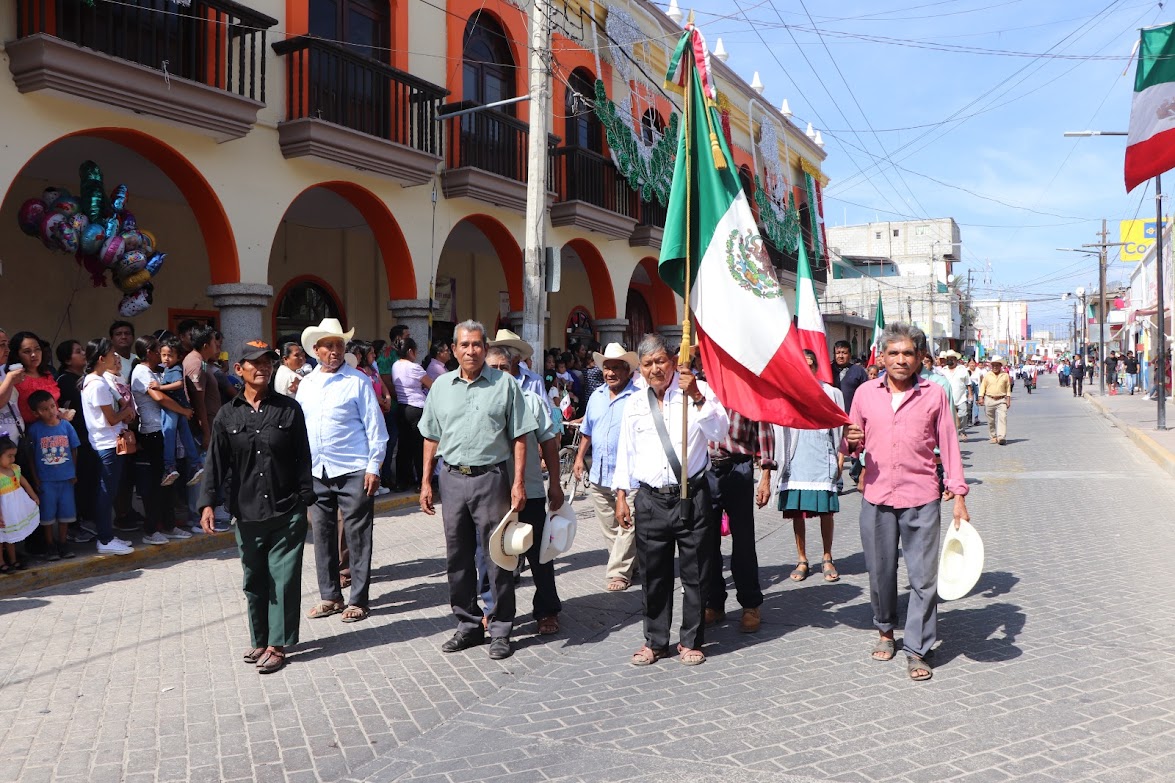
661, 0, 1164, 336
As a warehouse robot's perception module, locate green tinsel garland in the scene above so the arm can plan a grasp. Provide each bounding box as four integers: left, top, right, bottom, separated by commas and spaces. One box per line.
753, 174, 802, 254
593, 80, 679, 206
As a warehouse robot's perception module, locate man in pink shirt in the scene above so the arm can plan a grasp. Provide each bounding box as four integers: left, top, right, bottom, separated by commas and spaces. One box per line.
843, 323, 971, 682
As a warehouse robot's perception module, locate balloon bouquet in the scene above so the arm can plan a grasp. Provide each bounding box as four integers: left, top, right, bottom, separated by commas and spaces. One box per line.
16, 160, 166, 317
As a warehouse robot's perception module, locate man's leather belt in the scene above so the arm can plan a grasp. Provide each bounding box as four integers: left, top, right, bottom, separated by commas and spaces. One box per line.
639, 472, 707, 495
710, 453, 752, 470
445, 462, 500, 477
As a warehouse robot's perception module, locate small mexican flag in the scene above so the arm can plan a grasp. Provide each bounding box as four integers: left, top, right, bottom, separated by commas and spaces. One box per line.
659, 24, 848, 429
795, 240, 833, 384
1126, 23, 1175, 193
867, 292, 885, 366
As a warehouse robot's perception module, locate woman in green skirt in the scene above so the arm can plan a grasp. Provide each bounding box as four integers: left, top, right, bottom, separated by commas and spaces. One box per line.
775, 350, 847, 583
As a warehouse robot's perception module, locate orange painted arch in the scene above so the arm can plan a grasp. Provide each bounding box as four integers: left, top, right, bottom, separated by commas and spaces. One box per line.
632, 256, 677, 327
562, 237, 615, 319
311, 181, 417, 300
3, 127, 240, 285
452, 214, 524, 311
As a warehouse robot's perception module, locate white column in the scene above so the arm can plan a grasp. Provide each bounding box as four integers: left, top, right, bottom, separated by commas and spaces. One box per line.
206, 283, 273, 353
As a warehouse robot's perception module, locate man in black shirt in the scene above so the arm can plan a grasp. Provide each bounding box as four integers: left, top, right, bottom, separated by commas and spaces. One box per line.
1124, 351, 1140, 395
199, 341, 315, 674
832, 341, 868, 489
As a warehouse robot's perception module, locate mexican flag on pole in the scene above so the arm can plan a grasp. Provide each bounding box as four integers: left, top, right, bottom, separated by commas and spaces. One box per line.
795, 240, 833, 384
659, 24, 848, 429
1125, 23, 1175, 193
866, 291, 885, 366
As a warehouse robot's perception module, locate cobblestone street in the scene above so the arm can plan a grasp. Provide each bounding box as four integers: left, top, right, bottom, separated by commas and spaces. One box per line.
3, 381, 1175, 782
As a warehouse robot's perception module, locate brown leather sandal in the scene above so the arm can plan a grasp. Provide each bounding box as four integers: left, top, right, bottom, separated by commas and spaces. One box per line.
537, 615, 560, 635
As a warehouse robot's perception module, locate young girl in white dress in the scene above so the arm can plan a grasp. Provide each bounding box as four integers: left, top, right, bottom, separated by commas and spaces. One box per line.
0, 434, 40, 571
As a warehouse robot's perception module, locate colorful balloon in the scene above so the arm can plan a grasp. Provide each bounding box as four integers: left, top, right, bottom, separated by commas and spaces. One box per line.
39, 212, 67, 251
99, 235, 125, 268
79, 223, 106, 256
138, 230, 157, 256
121, 212, 137, 232
42, 187, 69, 207
17, 198, 47, 236
78, 160, 108, 223
145, 252, 166, 276
116, 269, 151, 294
113, 250, 147, 277
110, 184, 128, 213
118, 284, 153, 318
52, 196, 81, 216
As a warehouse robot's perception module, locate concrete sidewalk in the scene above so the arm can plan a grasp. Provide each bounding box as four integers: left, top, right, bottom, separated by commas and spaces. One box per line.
0, 491, 420, 598
1081, 384, 1175, 477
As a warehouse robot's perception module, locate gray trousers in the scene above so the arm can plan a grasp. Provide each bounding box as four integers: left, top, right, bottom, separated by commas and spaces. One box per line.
439, 464, 515, 639
859, 499, 940, 659
309, 470, 374, 608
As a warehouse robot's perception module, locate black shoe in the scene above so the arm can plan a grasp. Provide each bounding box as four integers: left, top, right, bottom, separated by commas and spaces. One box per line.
488, 637, 512, 660
58, 542, 76, 560
441, 630, 485, 653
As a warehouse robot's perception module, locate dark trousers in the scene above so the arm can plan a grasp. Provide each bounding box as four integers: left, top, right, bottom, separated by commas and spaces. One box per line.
520, 497, 561, 621
439, 463, 514, 638
859, 500, 940, 659
395, 404, 424, 489
95, 448, 125, 545
705, 460, 762, 611
133, 431, 176, 535
237, 508, 308, 647
309, 470, 374, 608
1073, 373, 1084, 396
634, 480, 714, 651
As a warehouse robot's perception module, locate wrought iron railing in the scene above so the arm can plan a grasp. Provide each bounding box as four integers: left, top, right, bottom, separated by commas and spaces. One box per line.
637, 198, 667, 229
16, 0, 277, 102
443, 101, 558, 188
551, 146, 637, 218
273, 36, 447, 155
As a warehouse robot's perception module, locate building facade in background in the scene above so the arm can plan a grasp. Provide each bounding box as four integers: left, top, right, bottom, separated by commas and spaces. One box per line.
0, 0, 830, 355
972, 299, 1029, 361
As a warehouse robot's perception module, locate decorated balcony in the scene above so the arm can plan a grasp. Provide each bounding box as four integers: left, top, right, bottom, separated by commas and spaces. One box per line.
549, 146, 638, 240
272, 36, 447, 186
629, 198, 666, 249
9, 0, 276, 141
441, 102, 557, 213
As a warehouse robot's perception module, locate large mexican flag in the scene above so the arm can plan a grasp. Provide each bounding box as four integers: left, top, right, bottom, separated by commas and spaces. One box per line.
866, 291, 885, 366
659, 25, 848, 429
1126, 23, 1175, 193
795, 240, 833, 384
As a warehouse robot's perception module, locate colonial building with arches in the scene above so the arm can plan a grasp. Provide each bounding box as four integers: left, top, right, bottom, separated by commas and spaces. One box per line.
0, 0, 829, 355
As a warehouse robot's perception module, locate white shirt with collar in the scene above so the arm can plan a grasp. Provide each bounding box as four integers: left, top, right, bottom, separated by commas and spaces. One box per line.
611, 373, 728, 491
297, 362, 389, 480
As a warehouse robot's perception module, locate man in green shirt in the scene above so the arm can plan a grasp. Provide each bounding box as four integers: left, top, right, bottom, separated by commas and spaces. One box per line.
419, 320, 537, 660
485, 345, 565, 635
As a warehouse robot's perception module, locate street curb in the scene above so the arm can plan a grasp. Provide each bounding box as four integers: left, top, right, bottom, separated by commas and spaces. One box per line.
0, 492, 420, 598
1086, 395, 1175, 479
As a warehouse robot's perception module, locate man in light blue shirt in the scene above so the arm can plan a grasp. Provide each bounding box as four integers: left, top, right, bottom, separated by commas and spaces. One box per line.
296, 319, 389, 624
573, 343, 640, 591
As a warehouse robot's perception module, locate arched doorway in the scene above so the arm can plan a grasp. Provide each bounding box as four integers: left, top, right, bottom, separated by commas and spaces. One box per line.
625, 290, 653, 350
565, 306, 594, 350
273, 276, 345, 347
435, 214, 522, 345
626, 256, 677, 348
565, 68, 602, 152
266, 182, 414, 345
0, 128, 235, 340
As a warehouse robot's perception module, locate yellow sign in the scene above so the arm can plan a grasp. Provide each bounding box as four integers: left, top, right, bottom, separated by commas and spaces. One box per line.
1120, 219, 1171, 262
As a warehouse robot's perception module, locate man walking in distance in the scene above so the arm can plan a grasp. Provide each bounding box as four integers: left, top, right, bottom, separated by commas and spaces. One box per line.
979, 356, 1012, 445
1071, 354, 1084, 397
199, 341, 315, 674
298, 318, 389, 625
940, 351, 971, 435
704, 410, 775, 633
843, 323, 970, 682
614, 334, 729, 667
573, 343, 640, 592
419, 320, 536, 660
832, 341, 868, 489
485, 345, 565, 635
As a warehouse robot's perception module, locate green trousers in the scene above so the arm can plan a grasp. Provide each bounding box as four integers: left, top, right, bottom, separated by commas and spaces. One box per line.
236, 508, 308, 648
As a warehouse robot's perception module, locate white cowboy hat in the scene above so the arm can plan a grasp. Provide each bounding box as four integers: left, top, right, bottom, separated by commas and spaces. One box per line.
942, 350, 960, 360
592, 342, 638, 371
538, 502, 578, 564
488, 509, 534, 571
988, 355, 1006, 365
487, 329, 533, 361
301, 318, 355, 356
937, 520, 984, 601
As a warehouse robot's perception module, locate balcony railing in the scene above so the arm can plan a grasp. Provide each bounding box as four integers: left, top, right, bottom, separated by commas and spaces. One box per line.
16, 0, 276, 102
273, 36, 447, 156
637, 198, 667, 229
552, 146, 637, 218
443, 101, 558, 188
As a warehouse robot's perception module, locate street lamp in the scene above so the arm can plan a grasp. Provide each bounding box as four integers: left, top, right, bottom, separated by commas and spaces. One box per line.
1063, 128, 1166, 428
1058, 247, 1106, 395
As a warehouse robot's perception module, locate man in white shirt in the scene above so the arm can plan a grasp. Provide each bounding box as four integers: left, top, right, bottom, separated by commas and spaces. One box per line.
614, 333, 729, 667
110, 320, 135, 386
940, 351, 971, 433
297, 319, 389, 624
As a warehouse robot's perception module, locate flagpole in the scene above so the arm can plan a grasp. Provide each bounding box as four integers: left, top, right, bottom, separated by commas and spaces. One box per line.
679, 20, 694, 511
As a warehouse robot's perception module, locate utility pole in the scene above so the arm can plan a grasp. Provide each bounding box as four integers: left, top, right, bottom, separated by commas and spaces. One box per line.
1156, 175, 1167, 428
1098, 218, 1108, 396
521, 0, 552, 359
